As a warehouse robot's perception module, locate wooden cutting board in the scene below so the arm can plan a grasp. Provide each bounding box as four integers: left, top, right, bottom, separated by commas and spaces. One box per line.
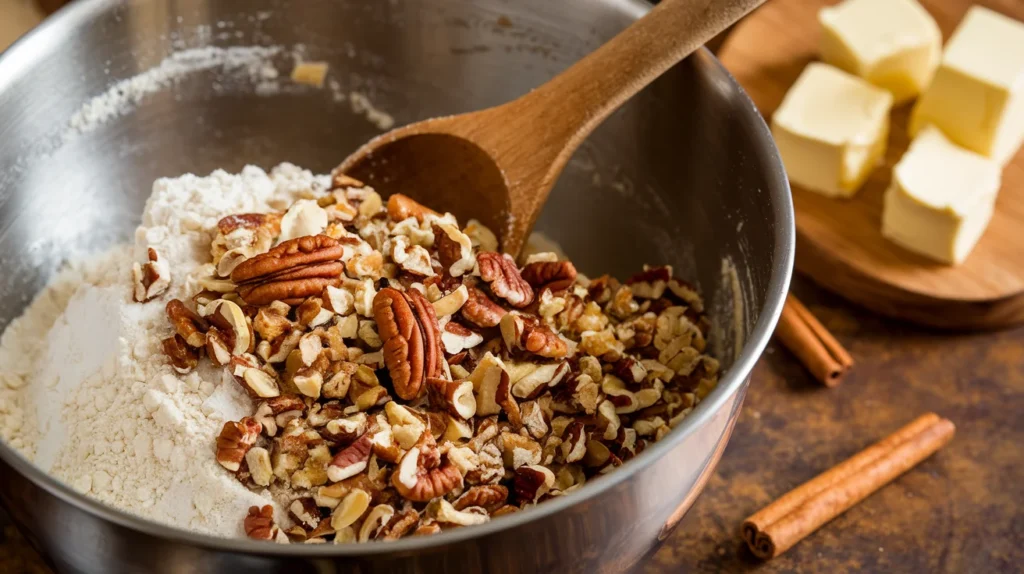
719, 0, 1024, 330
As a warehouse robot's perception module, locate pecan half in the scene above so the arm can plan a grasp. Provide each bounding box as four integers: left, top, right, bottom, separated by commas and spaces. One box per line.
238, 277, 342, 306
521, 261, 577, 293
232, 235, 344, 283
477, 252, 534, 308
244, 505, 279, 540
374, 287, 440, 401
453, 485, 509, 511
461, 286, 506, 328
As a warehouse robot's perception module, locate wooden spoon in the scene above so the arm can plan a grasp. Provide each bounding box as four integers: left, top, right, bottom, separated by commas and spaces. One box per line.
339, 0, 766, 255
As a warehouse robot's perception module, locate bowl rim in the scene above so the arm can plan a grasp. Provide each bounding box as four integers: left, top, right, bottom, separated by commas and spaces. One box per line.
0, 0, 794, 557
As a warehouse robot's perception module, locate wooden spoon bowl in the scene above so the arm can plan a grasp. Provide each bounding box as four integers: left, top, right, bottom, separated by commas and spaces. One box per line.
339, 0, 767, 256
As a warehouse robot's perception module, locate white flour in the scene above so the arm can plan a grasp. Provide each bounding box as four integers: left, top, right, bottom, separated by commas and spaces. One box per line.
0, 163, 328, 536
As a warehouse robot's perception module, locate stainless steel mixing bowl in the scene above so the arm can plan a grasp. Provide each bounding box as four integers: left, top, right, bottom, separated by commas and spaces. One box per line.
0, 0, 793, 571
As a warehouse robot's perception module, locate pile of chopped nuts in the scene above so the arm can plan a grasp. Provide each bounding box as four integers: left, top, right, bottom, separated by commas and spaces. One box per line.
151, 172, 720, 544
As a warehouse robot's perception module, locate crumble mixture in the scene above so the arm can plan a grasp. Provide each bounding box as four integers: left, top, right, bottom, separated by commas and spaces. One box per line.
0, 164, 720, 542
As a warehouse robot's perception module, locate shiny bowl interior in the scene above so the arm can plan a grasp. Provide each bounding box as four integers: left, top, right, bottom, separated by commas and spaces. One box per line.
0, 0, 793, 571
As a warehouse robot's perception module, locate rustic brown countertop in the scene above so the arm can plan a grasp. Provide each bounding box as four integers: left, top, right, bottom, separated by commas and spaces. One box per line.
646, 278, 1023, 573
3, 277, 1020, 572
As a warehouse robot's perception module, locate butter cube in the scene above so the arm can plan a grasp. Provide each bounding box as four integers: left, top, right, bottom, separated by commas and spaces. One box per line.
910, 6, 1024, 165
882, 126, 1001, 264
771, 63, 893, 198
820, 0, 941, 103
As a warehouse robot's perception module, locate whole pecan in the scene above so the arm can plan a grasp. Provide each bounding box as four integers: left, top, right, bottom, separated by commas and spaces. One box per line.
453, 485, 509, 511
461, 286, 506, 328
521, 261, 577, 293
232, 235, 342, 282
244, 505, 278, 540
477, 252, 534, 308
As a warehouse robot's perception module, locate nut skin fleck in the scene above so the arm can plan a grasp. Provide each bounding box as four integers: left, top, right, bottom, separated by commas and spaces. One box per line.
477, 252, 534, 308
521, 261, 577, 293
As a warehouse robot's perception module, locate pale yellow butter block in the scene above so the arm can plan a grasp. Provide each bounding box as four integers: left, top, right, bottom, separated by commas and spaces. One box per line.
882, 126, 1001, 264
819, 0, 941, 103
910, 6, 1024, 165
771, 63, 893, 198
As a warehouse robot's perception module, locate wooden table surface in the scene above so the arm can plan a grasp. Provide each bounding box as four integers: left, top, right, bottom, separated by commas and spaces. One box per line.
1, 4, 1022, 573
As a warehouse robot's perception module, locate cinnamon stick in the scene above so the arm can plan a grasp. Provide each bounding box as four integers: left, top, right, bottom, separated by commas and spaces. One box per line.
741, 413, 956, 560
774, 294, 853, 386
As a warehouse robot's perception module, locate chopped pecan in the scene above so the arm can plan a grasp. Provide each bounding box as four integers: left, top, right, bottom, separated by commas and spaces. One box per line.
477, 252, 534, 308
513, 465, 555, 503
413, 522, 442, 536
162, 335, 199, 374
461, 286, 507, 328
627, 266, 672, 285
386, 193, 439, 222
495, 373, 522, 430
392, 447, 464, 502
434, 224, 475, 277
500, 313, 568, 359
327, 432, 373, 482
218, 213, 283, 236
520, 261, 577, 293
244, 505, 279, 540
166, 299, 208, 348
216, 417, 262, 472
427, 378, 477, 420
132, 247, 170, 302
453, 485, 509, 511
379, 509, 420, 540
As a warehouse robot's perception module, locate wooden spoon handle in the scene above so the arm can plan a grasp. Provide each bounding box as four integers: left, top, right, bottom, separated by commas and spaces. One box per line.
515, 0, 766, 152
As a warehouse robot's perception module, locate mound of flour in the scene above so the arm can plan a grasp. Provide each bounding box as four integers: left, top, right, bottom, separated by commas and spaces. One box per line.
0, 163, 328, 536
